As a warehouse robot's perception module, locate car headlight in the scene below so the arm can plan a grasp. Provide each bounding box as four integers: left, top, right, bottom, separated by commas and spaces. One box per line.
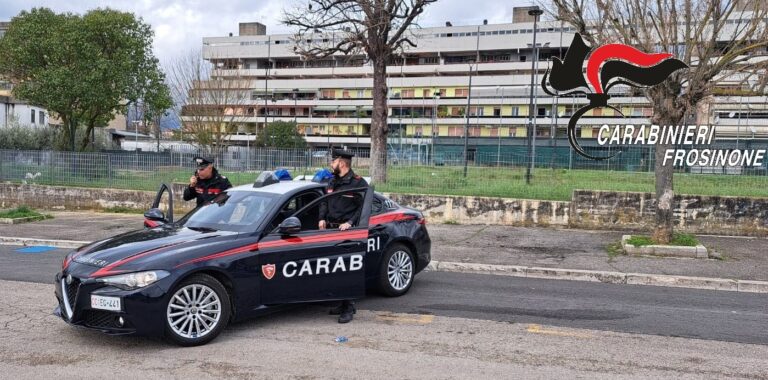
95, 270, 170, 290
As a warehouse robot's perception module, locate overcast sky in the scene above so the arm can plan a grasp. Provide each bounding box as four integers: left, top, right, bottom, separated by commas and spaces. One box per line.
1, 0, 534, 65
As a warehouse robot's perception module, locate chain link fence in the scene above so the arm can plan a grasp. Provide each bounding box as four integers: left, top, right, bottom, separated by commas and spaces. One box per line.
1, 144, 766, 201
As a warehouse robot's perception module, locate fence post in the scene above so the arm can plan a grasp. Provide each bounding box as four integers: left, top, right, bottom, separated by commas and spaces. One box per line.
49, 151, 55, 185
108, 153, 113, 188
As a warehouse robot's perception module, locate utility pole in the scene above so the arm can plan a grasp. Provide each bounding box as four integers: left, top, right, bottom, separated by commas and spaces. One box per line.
463, 63, 474, 178
525, 7, 543, 184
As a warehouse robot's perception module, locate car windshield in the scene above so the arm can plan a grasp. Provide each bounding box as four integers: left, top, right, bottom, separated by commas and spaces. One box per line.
178, 191, 277, 233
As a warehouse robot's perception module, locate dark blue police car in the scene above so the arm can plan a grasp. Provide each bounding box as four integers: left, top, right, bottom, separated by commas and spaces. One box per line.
54, 172, 431, 346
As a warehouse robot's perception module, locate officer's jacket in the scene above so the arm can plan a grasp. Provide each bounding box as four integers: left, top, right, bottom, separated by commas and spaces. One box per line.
319, 170, 368, 225
182, 168, 233, 207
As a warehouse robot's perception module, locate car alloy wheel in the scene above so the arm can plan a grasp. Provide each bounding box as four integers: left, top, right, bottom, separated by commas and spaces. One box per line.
387, 249, 413, 292
167, 283, 222, 339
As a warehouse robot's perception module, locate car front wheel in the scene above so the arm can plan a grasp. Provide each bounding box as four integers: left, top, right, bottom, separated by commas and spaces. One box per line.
378, 244, 415, 297
164, 273, 231, 346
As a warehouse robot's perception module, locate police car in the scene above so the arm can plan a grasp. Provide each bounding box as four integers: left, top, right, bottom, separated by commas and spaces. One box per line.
54, 172, 431, 346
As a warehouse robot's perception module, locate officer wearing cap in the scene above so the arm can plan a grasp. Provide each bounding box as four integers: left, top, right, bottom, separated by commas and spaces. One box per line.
183, 156, 233, 207
318, 148, 368, 323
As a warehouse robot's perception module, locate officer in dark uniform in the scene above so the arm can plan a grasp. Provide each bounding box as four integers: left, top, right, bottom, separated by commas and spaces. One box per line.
183, 156, 233, 207
318, 149, 368, 323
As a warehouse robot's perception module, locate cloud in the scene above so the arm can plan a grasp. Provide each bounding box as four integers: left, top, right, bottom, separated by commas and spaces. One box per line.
1, 0, 532, 64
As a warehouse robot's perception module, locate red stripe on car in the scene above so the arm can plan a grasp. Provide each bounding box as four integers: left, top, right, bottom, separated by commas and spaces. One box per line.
91, 242, 184, 278
369, 212, 415, 225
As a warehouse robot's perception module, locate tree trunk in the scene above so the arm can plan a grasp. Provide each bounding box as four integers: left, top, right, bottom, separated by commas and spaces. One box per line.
653, 141, 674, 244
651, 96, 682, 244
80, 124, 94, 151
370, 59, 389, 184
68, 118, 77, 152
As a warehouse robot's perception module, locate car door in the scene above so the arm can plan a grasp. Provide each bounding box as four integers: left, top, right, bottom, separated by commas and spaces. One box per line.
144, 183, 174, 228
257, 187, 373, 305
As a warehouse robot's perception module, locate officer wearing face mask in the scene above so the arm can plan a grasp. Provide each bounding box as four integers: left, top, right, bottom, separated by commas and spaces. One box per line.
318, 148, 368, 323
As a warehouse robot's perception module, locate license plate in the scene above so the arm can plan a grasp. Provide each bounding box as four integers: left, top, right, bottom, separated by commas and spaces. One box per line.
91, 295, 121, 311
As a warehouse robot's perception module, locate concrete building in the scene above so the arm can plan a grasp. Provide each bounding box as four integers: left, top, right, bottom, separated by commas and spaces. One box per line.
194, 10, 768, 161
0, 96, 52, 129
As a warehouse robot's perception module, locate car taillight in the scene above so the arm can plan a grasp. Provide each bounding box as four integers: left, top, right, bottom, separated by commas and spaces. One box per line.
417, 217, 427, 225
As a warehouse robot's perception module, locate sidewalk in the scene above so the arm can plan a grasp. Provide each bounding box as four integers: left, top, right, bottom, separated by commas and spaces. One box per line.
1, 211, 766, 288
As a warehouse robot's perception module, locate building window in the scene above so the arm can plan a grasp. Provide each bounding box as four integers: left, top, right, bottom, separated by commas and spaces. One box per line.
39, 111, 45, 125
31, 109, 35, 124
357, 89, 364, 98
520, 56, 527, 62
321, 90, 335, 99
455, 88, 468, 97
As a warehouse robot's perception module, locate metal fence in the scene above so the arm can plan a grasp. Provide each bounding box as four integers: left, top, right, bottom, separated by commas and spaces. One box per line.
1, 145, 766, 201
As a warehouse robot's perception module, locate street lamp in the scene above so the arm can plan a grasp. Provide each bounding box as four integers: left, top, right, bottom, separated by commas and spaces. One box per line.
525, 6, 543, 185
463, 62, 475, 178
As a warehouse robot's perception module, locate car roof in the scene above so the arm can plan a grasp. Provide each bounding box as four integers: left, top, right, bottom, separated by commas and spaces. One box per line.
228, 180, 325, 195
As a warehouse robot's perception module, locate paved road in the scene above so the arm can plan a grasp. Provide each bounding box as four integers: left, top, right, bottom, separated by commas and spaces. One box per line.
362, 271, 768, 346
1, 279, 767, 379
2, 243, 766, 346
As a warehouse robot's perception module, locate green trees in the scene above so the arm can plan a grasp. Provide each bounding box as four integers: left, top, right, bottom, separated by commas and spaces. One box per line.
0, 7, 171, 151
255, 121, 307, 148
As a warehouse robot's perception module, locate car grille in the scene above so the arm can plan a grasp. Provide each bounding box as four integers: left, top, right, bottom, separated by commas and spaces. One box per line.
65, 278, 79, 311
84, 310, 121, 329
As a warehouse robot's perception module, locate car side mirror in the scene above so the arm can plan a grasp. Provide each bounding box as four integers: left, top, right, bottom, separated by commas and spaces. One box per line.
144, 208, 167, 223
278, 217, 301, 235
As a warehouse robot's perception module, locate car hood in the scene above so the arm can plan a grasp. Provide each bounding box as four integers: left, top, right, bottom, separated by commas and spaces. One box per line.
72, 227, 238, 271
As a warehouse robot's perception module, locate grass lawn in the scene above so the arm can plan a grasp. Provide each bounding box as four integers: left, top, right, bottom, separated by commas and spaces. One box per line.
626, 233, 700, 247
3, 163, 767, 201
0, 206, 51, 220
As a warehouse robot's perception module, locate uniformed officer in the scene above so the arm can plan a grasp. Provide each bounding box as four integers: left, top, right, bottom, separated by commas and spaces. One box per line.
318, 148, 368, 323
183, 156, 233, 207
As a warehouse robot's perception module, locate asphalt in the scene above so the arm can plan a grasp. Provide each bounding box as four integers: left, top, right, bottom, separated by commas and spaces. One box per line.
362, 271, 768, 346
1, 211, 766, 282
3, 279, 768, 379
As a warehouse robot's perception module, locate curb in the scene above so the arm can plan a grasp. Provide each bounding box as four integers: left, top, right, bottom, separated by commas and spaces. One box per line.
0, 216, 48, 225
621, 235, 708, 258
426, 260, 768, 294
0, 237, 88, 249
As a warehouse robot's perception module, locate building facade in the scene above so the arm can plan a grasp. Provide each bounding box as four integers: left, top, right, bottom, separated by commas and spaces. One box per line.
195, 11, 768, 161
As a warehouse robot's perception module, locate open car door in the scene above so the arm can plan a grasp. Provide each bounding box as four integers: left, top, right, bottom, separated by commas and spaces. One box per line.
143, 183, 174, 228
258, 187, 373, 304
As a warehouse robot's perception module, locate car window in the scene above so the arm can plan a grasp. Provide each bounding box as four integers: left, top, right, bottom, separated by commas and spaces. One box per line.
267, 191, 322, 232
371, 197, 384, 215
281, 189, 367, 233
178, 191, 277, 233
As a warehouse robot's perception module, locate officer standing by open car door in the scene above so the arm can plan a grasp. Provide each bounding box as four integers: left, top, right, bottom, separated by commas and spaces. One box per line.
319, 149, 369, 323
183, 156, 233, 207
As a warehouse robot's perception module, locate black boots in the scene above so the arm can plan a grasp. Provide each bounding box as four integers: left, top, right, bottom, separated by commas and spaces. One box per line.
331, 300, 356, 323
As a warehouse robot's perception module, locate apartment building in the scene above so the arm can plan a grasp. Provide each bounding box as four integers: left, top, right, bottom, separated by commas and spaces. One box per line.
197, 12, 768, 159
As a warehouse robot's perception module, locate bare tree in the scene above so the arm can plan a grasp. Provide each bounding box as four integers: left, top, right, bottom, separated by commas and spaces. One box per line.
283, 0, 437, 183
166, 50, 249, 156
547, 0, 768, 243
